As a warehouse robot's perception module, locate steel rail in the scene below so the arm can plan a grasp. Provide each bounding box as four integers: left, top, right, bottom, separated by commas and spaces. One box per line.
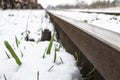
54, 9, 120, 15
79, 11, 120, 15
47, 11, 120, 80
70, 9, 120, 15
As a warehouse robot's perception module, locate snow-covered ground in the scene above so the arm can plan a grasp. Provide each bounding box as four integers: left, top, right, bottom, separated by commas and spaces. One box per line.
65, 8, 120, 13
49, 10, 120, 34
0, 10, 81, 80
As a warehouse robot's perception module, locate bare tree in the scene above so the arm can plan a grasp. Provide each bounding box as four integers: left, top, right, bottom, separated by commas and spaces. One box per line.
88, 0, 113, 8
0, 0, 1, 7
113, 0, 120, 6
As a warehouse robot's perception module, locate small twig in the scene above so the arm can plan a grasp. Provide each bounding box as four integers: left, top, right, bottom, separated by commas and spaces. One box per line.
3, 74, 7, 80
48, 65, 54, 72
5, 51, 10, 59
59, 56, 64, 64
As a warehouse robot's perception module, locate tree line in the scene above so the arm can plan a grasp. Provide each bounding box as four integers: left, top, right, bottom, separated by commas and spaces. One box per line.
47, 0, 120, 9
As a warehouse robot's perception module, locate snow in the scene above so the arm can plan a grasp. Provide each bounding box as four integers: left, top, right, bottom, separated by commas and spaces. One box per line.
49, 10, 120, 34
66, 8, 120, 13
0, 10, 81, 80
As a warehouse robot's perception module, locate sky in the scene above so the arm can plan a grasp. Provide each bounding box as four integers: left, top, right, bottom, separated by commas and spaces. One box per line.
38, 0, 114, 8
38, 0, 77, 8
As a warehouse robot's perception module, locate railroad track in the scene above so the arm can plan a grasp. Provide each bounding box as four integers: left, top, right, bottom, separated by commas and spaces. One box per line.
78, 10, 120, 15
47, 10, 120, 80
58, 9, 120, 15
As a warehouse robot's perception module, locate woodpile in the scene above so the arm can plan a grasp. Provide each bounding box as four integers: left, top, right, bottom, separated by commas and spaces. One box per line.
0, 0, 43, 9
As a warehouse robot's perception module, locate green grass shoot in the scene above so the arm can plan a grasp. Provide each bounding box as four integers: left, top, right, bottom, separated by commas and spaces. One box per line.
54, 48, 57, 63
20, 49, 23, 57
85, 68, 95, 77
15, 36, 20, 48
46, 32, 55, 54
4, 41, 22, 66
42, 48, 47, 58
55, 44, 61, 51
75, 52, 79, 65
83, 68, 95, 80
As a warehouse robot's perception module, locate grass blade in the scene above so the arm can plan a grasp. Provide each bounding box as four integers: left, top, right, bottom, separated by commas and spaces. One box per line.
15, 36, 20, 48
54, 49, 57, 63
86, 68, 95, 77
20, 49, 23, 57
4, 41, 22, 66
42, 48, 47, 58
56, 44, 61, 51
75, 52, 79, 65
83, 68, 95, 80
46, 32, 55, 54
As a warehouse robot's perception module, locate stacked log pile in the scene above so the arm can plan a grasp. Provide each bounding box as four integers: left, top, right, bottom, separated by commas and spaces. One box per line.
0, 0, 43, 9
